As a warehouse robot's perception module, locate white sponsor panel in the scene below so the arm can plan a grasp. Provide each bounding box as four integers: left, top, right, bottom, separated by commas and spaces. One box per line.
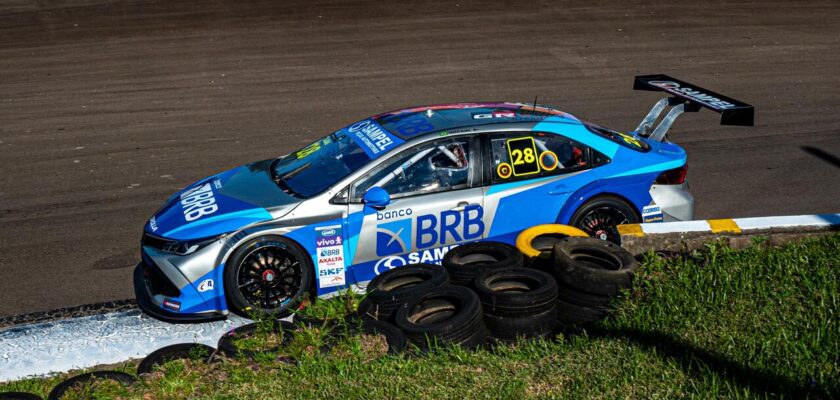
373, 244, 458, 275
315, 225, 346, 288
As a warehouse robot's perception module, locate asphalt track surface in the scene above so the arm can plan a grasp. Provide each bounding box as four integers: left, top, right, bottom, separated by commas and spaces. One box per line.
1, 0, 839, 317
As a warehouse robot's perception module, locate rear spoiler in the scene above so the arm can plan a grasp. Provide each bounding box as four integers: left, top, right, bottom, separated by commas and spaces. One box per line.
632, 74, 754, 141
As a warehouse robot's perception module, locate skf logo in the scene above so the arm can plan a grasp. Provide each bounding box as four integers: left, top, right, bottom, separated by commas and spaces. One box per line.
375, 205, 485, 257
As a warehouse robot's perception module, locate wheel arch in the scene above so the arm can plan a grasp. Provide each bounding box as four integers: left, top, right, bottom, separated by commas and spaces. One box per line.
555, 173, 656, 224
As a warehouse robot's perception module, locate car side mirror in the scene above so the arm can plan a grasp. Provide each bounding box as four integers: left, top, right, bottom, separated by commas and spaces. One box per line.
362, 186, 390, 210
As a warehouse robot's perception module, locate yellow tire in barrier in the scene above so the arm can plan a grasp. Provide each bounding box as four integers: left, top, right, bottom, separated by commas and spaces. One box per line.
515, 224, 589, 259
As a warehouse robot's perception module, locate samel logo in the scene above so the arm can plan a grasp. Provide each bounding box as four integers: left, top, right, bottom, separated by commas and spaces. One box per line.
375, 205, 484, 257
648, 80, 736, 110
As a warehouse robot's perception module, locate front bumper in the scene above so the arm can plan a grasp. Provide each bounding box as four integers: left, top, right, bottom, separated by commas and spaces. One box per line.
133, 262, 225, 323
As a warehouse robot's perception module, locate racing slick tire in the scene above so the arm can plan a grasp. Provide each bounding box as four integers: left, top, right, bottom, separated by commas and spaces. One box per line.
217, 320, 297, 360
224, 235, 313, 319
0, 392, 42, 400
569, 195, 640, 244
47, 371, 136, 400
556, 298, 608, 328
137, 343, 216, 375
442, 242, 524, 286
515, 224, 588, 275
358, 263, 449, 322
394, 286, 486, 350
552, 237, 640, 297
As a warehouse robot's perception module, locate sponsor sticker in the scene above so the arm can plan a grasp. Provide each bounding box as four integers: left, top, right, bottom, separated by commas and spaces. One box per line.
180, 183, 219, 222
374, 206, 484, 257
642, 205, 664, 223
647, 80, 736, 110
148, 216, 158, 232
472, 111, 516, 120
506, 137, 541, 176
374, 244, 459, 275
346, 120, 403, 158
197, 279, 214, 292
162, 298, 182, 312
315, 225, 346, 288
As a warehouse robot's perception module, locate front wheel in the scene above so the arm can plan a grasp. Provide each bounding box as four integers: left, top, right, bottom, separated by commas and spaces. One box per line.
224, 235, 312, 318
569, 196, 640, 244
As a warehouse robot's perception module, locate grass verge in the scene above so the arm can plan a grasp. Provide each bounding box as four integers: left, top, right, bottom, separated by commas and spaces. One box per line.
2, 234, 838, 399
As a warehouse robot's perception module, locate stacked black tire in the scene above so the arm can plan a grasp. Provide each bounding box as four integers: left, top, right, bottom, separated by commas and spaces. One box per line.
550, 238, 639, 327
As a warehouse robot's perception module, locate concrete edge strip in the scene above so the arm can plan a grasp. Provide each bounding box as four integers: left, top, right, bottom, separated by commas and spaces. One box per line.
618, 213, 840, 237
0, 309, 253, 383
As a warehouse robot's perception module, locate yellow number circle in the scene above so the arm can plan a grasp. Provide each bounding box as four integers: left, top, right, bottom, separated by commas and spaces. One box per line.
497, 162, 513, 179
539, 150, 558, 171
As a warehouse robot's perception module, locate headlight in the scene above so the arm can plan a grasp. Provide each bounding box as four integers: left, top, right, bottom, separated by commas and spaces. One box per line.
142, 233, 218, 256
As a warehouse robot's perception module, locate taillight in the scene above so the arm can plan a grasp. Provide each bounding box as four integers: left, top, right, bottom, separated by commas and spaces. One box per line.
655, 164, 688, 185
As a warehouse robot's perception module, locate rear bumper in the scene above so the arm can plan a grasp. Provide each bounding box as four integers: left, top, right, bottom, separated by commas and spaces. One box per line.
648, 182, 694, 221
133, 262, 225, 323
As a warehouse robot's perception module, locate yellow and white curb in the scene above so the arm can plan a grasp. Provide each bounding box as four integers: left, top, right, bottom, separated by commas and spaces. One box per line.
618, 213, 840, 254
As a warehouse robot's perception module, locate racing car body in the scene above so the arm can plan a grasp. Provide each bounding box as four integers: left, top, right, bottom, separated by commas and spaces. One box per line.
135, 75, 753, 321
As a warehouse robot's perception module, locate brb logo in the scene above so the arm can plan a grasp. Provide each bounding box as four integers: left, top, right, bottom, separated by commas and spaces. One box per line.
375, 205, 485, 257
180, 183, 219, 222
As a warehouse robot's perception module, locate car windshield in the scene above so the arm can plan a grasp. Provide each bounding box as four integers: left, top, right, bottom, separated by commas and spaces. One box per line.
272, 132, 371, 198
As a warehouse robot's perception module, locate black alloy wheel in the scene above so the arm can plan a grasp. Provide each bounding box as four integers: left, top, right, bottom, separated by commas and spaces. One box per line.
570, 196, 640, 244
237, 245, 302, 309
224, 236, 313, 318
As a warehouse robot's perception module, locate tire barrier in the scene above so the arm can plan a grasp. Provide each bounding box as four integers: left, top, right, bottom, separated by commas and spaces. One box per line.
217, 320, 297, 360
515, 224, 589, 275
358, 263, 449, 322
394, 286, 487, 350
136, 343, 216, 375
443, 242, 524, 286
0, 392, 42, 400
473, 267, 558, 342
47, 371, 135, 400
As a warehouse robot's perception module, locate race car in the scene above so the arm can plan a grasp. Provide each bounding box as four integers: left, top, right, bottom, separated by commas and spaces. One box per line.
134, 75, 753, 321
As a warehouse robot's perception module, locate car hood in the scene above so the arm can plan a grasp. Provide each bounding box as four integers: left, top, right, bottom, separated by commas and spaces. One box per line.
145, 159, 300, 240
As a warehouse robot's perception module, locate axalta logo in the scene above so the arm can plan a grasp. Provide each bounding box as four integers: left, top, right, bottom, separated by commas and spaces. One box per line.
180, 183, 219, 222
348, 120, 395, 155
648, 81, 736, 110
148, 216, 158, 232
374, 244, 458, 274
375, 205, 484, 257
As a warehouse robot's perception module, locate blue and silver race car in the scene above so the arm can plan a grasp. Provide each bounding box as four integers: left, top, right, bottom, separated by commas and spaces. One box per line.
134, 75, 753, 321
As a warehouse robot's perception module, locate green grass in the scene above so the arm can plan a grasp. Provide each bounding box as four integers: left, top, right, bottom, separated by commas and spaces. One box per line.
3, 234, 838, 399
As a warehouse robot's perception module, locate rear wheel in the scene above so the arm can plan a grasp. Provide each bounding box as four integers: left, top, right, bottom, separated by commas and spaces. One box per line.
224, 236, 312, 318
570, 196, 639, 244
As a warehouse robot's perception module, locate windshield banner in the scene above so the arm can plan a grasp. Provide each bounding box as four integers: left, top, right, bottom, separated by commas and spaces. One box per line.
346, 119, 404, 159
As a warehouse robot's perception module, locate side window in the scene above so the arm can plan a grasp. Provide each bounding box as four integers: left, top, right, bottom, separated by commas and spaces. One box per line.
489, 132, 595, 184
351, 137, 475, 201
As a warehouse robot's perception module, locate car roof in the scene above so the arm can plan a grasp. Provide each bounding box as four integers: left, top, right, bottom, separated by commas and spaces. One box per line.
372, 102, 581, 140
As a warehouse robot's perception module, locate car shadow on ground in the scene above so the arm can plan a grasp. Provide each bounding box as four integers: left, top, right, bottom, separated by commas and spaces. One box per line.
571, 326, 831, 399
802, 145, 840, 170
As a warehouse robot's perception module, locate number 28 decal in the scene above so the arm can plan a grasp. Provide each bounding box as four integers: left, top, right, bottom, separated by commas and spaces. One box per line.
506, 137, 541, 176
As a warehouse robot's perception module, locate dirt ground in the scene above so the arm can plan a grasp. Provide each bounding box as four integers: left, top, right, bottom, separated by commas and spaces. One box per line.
1, 0, 839, 316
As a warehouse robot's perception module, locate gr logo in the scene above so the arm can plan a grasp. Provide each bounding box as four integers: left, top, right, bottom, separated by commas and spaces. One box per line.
376, 218, 412, 257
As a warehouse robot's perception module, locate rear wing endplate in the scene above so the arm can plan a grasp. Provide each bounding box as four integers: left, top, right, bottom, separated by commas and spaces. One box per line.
632, 74, 754, 141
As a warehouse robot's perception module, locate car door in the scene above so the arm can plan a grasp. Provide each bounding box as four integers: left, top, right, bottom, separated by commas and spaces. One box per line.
481, 130, 597, 243
344, 135, 485, 288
